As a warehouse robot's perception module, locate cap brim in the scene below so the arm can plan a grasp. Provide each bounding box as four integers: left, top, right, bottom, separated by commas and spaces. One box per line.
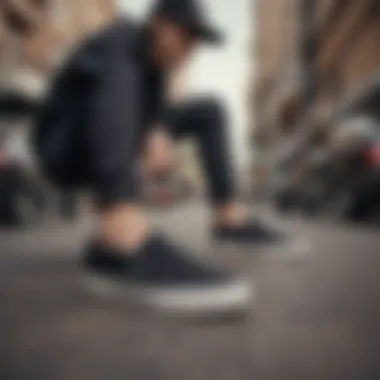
193, 24, 224, 46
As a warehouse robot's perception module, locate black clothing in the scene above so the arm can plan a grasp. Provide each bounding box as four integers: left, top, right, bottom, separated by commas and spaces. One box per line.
35, 19, 234, 205
83, 235, 252, 315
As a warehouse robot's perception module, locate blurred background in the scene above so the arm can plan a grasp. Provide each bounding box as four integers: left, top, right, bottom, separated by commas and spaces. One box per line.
1, 1, 380, 379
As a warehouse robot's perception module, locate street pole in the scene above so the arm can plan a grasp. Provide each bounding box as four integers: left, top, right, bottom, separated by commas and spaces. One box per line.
300, 0, 318, 112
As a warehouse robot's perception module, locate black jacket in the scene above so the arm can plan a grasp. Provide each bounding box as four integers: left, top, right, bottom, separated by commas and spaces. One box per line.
34, 18, 165, 185
38, 18, 165, 130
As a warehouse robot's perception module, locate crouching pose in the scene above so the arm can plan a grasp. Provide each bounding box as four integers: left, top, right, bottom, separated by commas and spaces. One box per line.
35, 0, 291, 316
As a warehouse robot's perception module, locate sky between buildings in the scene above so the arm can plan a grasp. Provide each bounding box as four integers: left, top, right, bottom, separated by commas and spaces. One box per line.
119, 0, 253, 166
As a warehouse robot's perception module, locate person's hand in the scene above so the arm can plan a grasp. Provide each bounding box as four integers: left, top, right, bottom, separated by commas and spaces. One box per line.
141, 128, 177, 177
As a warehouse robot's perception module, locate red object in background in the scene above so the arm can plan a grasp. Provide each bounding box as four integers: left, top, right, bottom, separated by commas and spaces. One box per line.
364, 145, 380, 167
0, 150, 10, 170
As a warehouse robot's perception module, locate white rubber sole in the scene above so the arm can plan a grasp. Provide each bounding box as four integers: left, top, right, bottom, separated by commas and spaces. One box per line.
83, 274, 255, 317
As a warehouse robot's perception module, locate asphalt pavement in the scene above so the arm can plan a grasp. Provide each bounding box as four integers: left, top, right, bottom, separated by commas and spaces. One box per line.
1, 201, 380, 380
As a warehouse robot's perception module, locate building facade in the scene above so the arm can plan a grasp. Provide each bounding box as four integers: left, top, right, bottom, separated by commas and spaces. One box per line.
0, 0, 118, 95
252, 0, 380, 192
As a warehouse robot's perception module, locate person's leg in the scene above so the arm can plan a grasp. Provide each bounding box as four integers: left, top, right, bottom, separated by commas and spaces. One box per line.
166, 97, 234, 204
166, 96, 291, 245
84, 67, 149, 251
76, 72, 253, 315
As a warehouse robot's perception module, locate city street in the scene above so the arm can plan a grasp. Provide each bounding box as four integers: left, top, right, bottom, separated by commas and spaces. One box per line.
1, 0, 379, 378
1, 201, 380, 380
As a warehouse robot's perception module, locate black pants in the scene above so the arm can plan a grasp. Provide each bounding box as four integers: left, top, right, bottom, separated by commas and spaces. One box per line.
165, 98, 235, 204
56, 96, 236, 206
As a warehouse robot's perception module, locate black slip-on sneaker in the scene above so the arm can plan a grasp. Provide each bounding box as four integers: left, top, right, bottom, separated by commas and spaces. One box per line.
83, 235, 254, 316
214, 219, 309, 256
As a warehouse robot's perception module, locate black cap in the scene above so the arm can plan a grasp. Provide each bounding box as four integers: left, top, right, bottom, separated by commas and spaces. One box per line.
151, 0, 224, 45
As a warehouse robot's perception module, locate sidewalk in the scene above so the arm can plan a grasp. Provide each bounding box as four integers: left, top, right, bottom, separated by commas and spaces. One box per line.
1, 201, 380, 380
